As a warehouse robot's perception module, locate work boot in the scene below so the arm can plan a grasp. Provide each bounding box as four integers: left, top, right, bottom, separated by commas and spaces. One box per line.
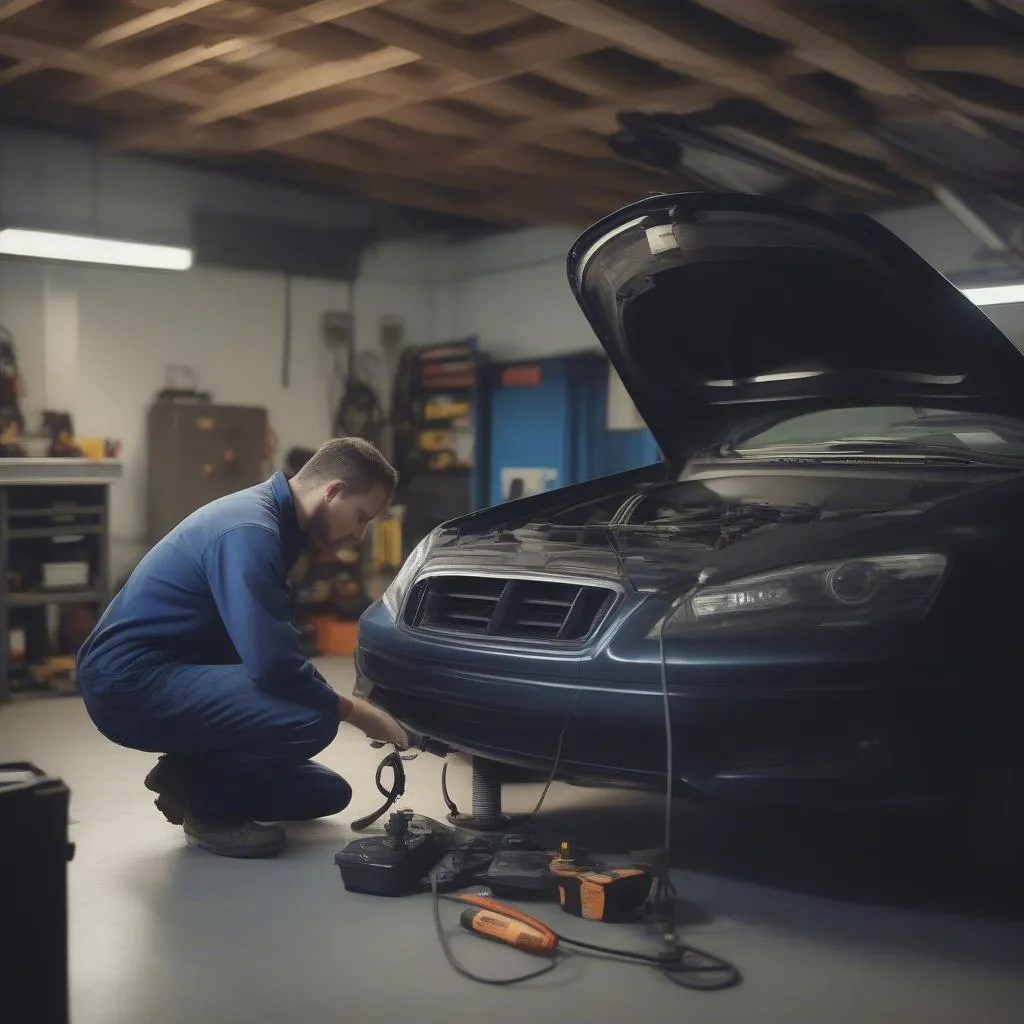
182, 813, 287, 859
144, 755, 188, 825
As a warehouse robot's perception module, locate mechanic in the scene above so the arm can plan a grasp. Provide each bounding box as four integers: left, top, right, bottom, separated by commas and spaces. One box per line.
75, 437, 409, 859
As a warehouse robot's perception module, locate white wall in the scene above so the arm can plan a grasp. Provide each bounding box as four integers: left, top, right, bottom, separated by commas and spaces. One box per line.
437, 226, 592, 359
0, 125, 443, 580
63, 245, 435, 580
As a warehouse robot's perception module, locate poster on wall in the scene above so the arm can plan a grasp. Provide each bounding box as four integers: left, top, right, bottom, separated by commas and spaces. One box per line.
606, 363, 646, 431
500, 467, 559, 502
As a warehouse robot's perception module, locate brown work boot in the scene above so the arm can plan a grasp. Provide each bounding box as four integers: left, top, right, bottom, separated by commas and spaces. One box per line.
144, 755, 187, 825
183, 813, 287, 859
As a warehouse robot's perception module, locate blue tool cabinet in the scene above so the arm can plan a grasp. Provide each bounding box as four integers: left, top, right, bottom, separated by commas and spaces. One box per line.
474, 352, 659, 508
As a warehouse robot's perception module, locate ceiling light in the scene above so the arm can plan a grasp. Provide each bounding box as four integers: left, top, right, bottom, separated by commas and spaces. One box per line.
961, 283, 1024, 306
0, 228, 192, 271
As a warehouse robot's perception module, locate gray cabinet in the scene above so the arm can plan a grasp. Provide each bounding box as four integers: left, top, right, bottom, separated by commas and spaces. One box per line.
146, 401, 268, 544
0, 459, 121, 699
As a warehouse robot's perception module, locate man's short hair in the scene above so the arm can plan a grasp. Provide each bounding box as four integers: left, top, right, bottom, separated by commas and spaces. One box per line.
292, 437, 398, 494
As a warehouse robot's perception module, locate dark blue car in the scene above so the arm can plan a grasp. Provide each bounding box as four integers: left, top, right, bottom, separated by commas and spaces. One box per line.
356, 192, 1024, 862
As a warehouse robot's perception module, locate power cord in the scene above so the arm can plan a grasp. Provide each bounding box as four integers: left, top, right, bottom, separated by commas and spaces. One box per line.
652, 585, 741, 991
653, 594, 681, 939
441, 712, 572, 827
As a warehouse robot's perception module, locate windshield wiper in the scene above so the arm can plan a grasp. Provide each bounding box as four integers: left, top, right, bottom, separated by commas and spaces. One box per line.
734, 438, 1023, 467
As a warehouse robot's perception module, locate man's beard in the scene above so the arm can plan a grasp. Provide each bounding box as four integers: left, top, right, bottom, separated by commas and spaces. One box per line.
305, 505, 333, 555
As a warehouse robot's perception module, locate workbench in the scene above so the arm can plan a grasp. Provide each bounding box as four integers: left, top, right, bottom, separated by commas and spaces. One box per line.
0, 459, 122, 700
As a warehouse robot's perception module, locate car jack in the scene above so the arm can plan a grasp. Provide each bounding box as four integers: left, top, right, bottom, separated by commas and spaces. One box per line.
443, 756, 510, 832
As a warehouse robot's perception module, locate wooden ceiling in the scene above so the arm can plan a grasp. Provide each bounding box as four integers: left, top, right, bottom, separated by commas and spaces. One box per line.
0, 0, 1023, 228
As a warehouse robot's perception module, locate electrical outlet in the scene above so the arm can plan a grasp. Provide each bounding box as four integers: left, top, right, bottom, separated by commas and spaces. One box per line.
323, 311, 355, 350
379, 316, 405, 349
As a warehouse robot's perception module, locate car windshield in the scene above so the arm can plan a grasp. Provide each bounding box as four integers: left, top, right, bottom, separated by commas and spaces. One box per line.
730, 406, 1024, 461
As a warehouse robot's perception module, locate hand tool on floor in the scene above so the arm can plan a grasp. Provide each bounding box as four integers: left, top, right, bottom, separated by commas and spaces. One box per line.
453, 893, 559, 955
549, 841, 654, 922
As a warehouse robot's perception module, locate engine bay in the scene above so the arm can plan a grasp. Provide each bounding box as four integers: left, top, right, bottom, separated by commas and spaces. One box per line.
504, 466, 1001, 551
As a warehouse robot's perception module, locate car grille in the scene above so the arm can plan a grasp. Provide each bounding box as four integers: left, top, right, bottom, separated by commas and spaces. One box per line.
405, 575, 615, 642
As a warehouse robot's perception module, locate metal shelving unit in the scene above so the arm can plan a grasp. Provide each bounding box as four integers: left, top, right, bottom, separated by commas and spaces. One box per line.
0, 459, 122, 700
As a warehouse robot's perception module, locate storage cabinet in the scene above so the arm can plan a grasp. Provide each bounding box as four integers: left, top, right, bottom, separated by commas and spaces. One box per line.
480, 353, 659, 506
146, 400, 268, 544
0, 459, 121, 699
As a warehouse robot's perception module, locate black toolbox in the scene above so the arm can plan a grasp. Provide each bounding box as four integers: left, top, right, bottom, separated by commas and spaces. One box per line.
0, 762, 73, 1024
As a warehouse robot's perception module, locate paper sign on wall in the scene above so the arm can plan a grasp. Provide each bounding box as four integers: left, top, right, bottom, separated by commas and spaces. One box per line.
501, 467, 558, 501
606, 363, 645, 431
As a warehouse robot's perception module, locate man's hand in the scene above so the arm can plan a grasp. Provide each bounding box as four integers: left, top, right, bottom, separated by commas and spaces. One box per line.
339, 695, 409, 748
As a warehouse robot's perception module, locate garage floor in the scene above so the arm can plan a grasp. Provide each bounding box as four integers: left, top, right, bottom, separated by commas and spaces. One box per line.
3, 658, 1023, 1024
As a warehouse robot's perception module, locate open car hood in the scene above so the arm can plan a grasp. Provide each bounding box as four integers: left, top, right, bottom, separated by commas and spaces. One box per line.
567, 192, 1024, 468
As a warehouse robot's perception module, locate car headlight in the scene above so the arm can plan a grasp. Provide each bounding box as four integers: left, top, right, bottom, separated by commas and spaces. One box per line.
651, 552, 948, 636
381, 532, 436, 620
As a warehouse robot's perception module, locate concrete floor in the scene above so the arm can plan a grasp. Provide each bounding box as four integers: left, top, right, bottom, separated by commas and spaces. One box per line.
3, 658, 1023, 1023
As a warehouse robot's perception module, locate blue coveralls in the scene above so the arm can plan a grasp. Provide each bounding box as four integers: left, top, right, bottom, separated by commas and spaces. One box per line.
76, 471, 351, 823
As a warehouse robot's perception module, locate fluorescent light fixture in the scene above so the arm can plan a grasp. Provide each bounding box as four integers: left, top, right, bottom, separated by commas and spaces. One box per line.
0, 227, 192, 271
961, 283, 1024, 307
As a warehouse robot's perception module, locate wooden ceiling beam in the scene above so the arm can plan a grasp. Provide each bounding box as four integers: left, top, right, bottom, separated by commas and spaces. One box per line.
0, 0, 233, 86
0, 0, 47, 24
241, 24, 603, 149
1, 0, 384, 101
701, 0, 1024, 130
715, 124, 899, 196
906, 46, 1024, 88
511, 0, 865, 127
697, 0, 918, 97
0, 29, 210, 106
0, 0, 62, 81
535, 57, 643, 99
341, 7, 513, 81
184, 44, 420, 126
0, 55, 39, 83
276, 136, 610, 226
335, 121, 633, 209
458, 81, 726, 158
779, 0, 1024, 129
73, 38, 250, 102
72, 1, 394, 103
83, 0, 228, 51
328, 116, 668, 198
110, 15, 599, 148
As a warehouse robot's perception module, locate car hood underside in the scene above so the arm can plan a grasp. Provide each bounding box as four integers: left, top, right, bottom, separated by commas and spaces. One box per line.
566, 193, 1024, 466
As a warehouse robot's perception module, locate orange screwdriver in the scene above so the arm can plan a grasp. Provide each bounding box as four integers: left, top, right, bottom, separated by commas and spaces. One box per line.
451, 893, 559, 956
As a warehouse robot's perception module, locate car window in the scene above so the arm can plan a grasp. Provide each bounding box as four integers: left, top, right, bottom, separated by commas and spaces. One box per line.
737, 406, 1024, 456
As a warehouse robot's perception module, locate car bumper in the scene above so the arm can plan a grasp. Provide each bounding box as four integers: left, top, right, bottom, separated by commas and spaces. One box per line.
355, 602, 970, 809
